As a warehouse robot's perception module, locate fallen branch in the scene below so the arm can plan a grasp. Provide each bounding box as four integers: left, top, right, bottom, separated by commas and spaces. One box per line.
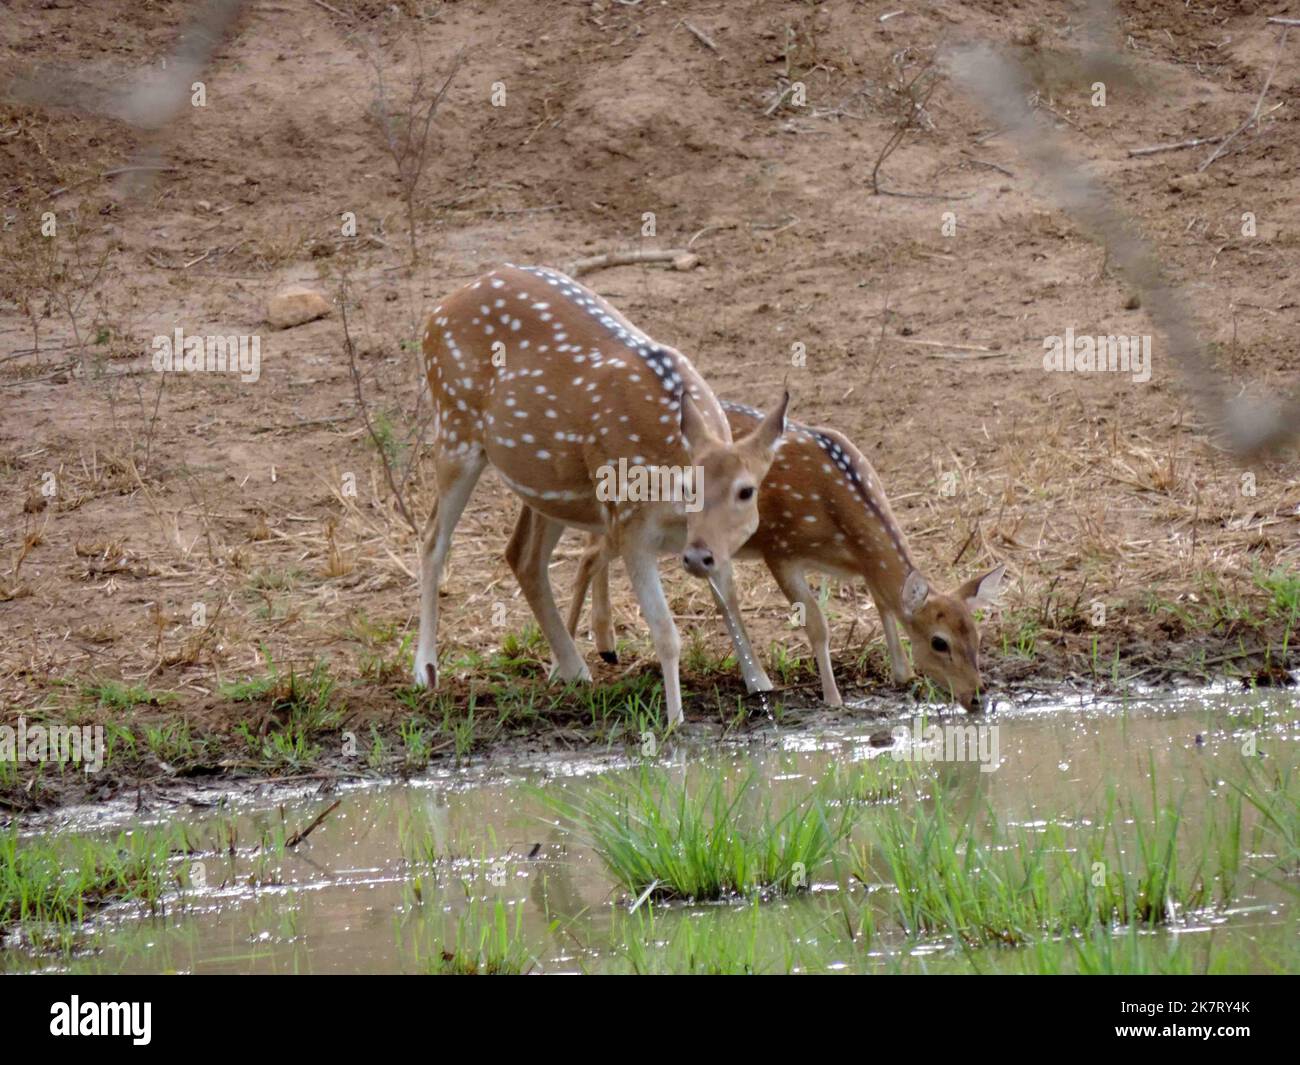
311, 0, 353, 18
1196, 645, 1295, 668
966, 158, 1015, 177
950, 524, 978, 567
927, 349, 1014, 361
687, 222, 737, 248
877, 186, 975, 200
49, 164, 180, 198
0, 360, 77, 387
1199, 26, 1289, 172
764, 83, 794, 116
679, 19, 720, 54
563, 248, 696, 277
1127, 135, 1223, 158
285, 799, 342, 848
898, 338, 998, 352
463, 203, 562, 216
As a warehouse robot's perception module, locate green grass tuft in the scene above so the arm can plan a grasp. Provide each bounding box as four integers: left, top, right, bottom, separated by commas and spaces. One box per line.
857, 765, 1245, 947
426, 898, 537, 975
0, 828, 177, 943
541, 769, 854, 901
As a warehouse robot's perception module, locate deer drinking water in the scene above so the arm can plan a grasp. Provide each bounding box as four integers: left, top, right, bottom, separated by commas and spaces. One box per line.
553, 401, 1005, 711
413, 265, 789, 726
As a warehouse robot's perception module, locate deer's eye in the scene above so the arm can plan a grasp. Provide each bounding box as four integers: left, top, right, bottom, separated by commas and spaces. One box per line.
931, 636, 950, 654
737, 485, 755, 502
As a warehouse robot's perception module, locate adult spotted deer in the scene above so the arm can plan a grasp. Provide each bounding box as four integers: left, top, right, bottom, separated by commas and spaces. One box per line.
553, 401, 1005, 712
413, 265, 789, 726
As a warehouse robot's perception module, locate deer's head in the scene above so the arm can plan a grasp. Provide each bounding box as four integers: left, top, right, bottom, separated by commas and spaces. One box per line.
899, 564, 1005, 712
679, 391, 789, 579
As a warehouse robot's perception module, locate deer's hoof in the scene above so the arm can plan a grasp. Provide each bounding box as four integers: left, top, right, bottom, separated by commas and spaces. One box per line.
548, 661, 593, 685
413, 655, 437, 689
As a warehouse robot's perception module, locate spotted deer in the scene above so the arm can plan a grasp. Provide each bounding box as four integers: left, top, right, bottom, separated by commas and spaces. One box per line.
549, 401, 1005, 712
413, 265, 789, 726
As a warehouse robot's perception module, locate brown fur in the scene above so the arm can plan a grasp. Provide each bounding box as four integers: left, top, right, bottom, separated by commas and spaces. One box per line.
557, 402, 1004, 711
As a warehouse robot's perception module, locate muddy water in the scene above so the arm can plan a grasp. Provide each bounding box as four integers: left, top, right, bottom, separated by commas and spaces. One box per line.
7, 687, 1297, 974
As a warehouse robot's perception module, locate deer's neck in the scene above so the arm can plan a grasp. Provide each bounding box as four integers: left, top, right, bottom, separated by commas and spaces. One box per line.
811, 430, 917, 616
852, 535, 914, 618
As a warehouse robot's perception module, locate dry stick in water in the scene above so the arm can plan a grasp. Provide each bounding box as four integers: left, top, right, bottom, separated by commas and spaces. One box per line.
947, 44, 1300, 457
285, 799, 342, 848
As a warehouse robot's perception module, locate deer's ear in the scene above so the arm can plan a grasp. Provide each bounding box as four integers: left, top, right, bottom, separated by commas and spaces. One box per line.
742, 391, 790, 461
901, 570, 929, 619
958, 563, 1006, 613
679, 390, 719, 453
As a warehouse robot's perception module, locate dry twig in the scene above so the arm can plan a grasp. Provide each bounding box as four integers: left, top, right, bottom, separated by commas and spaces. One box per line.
1198, 26, 1290, 172
563, 248, 696, 277
285, 799, 342, 848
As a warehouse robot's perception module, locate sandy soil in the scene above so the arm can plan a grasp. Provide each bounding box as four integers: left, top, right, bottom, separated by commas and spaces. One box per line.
1, 0, 1297, 808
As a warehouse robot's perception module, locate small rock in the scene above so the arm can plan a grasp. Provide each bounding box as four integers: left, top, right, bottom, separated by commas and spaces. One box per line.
267, 285, 332, 329
1123, 293, 1142, 310
672, 252, 700, 272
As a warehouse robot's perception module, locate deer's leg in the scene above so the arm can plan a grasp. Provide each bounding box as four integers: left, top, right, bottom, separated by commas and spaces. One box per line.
707, 562, 773, 694
590, 553, 617, 662
414, 450, 487, 688
881, 611, 913, 684
562, 532, 592, 640
771, 561, 842, 707
505, 505, 537, 580
566, 535, 619, 664
618, 524, 683, 727
505, 509, 592, 684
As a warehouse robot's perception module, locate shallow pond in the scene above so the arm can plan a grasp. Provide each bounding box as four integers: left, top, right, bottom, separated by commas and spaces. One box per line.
5, 686, 1298, 974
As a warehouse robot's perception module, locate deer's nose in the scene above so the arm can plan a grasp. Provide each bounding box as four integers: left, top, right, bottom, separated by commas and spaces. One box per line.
682, 543, 716, 577
965, 691, 983, 714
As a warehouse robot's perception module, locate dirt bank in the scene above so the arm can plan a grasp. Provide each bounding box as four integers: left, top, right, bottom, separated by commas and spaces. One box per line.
1, 0, 1296, 813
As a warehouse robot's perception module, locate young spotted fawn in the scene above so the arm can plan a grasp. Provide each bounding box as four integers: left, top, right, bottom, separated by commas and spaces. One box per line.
547, 400, 1004, 711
